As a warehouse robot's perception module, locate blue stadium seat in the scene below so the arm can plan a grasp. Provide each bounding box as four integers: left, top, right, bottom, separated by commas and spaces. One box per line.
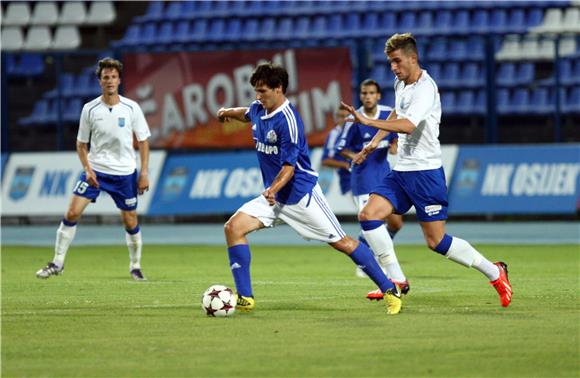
441, 91, 456, 113
471, 9, 490, 34
517, 63, 535, 85
398, 12, 417, 31
455, 90, 475, 114
563, 87, 580, 114
378, 11, 396, 35
190, 20, 208, 43
529, 88, 551, 114
135, 1, 164, 23
462, 63, 484, 88
223, 19, 242, 43
449, 39, 468, 61
294, 17, 310, 40
453, 10, 470, 34
45, 73, 75, 98
174, 21, 191, 44
139, 23, 157, 46
370, 64, 389, 87
426, 62, 442, 82
466, 36, 486, 61
157, 22, 175, 45
415, 11, 434, 35
260, 19, 277, 42
510, 88, 530, 114
361, 13, 379, 37
427, 37, 447, 61
19, 99, 49, 126
496, 63, 517, 86
111, 24, 140, 48
572, 59, 580, 85
440, 62, 460, 88
433, 10, 452, 35
206, 19, 226, 43
163, 2, 182, 21
277, 18, 293, 42
241, 19, 260, 42
489, 9, 508, 34
474, 90, 486, 114
526, 8, 544, 28
496, 89, 511, 114
506, 9, 526, 33
63, 98, 82, 123
341, 13, 361, 38
311, 16, 326, 40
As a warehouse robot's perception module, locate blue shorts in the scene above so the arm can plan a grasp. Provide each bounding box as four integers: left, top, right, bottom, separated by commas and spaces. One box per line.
372, 168, 448, 222
73, 170, 138, 211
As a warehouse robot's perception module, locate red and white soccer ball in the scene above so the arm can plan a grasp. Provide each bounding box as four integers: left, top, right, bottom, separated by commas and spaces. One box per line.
201, 285, 236, 317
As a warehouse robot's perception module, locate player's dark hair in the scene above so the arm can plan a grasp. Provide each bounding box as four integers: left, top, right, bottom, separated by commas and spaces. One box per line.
250, 62, 289, 93
385, 33, 418, 59
360, 79, 381, 93
96, 57, 123, 79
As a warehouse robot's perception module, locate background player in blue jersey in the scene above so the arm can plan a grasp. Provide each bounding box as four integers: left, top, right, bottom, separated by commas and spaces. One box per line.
320, 108, 351, 196
217, 62, 403, 315
36, 58, 151, 281
341, 33, 512, 308
336, 79, 407, 298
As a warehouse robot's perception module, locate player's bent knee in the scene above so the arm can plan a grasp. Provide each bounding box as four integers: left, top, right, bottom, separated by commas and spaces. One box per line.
65, 210, 81, 222
329, 236, 357, 254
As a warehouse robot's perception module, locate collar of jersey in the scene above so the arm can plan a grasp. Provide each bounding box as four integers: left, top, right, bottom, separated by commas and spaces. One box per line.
357, 105, 387, 120
260, 99, 290, 120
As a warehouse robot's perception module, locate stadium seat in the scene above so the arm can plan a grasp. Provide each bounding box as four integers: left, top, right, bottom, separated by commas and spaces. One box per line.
440, 62, 460, 88
206, 19, 226, 43
139, 23, 157, 46
163, 1, 182, 21
496, 63, 517, 86
398, 12, 417, 32
449, 39, 468, 61
529, 88, 551, 114
63, 98, 82, 122
440, 91, 456, 113
19, 99, 50, 126
455, 90, 476, 115
85, 1, 115, 25
526, 8, 544, 29
471, 9, 490, 34
361, 13, 380, 37
378, 11, 396, 35
517, 63, 535, 85
58, 2, 86, 25
30, 2, 59, 25
559, 36, 577, 57
414, 11, 434, 35
532, 8, 562, 34
572, 59, 580, 85
277, 18, 293, 42
505, 9, 526, 34
190, 19, 208, 44
259, 19, 277, 42
433, 10, 453, 35
111, 24, 140, 48
52, 26, 81, 50
563, 87, 580, 114
536, 37, 555, 60
77, 69, 100, 97
3, 2, 31, 26
462, 63, 484, 88
23, 26, 52, 51
474, 89, 486, 114
426, 62, 442, 82
496, 35, 522, 61
510, 88, 530, 114
44, 73, 75, 98
562, 7, 580, 33
341, 13, 362, 39
489, 9, 508, 34
370, 65, 389, 87
135, 1, 164, 23
174, 21, 191, 44
427, 37, 447, 61
467, 36, 486, 61
156, 22, 174, 45
294, 17, 310, 40
310, 16, 327, 40
453, 10, 470, 34
1, 27, 24, 51
496, 89, 511, 114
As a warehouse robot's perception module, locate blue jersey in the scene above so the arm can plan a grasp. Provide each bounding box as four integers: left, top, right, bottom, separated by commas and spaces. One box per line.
337, 105, 397, 196
245, 99, 318, 205
321, 125, 351, 195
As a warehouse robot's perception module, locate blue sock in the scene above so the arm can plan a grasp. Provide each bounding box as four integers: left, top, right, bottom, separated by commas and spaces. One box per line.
387, 227, 399, 239
434, 234, 453, 255
349, 243, 394, 293
358, 234, 370, 248
228, 244, 253, 297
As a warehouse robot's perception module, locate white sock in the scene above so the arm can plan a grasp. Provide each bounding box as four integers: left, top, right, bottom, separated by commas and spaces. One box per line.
362, 226, 406, 282
53, 222, 77, 268
446, 237, 500, 280
126, 231, 142, 271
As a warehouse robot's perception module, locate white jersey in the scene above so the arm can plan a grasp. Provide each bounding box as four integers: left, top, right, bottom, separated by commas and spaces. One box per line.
393, 69, 442, 172
77, 95, 151, 175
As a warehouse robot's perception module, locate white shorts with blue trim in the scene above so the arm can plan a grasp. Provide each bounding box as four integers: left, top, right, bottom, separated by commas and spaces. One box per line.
238, 184, 346, 243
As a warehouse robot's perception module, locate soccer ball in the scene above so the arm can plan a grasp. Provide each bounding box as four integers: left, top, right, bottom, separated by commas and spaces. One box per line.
201, 285, 236, 317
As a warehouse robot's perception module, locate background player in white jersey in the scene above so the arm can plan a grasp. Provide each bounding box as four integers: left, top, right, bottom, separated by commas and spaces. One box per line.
320, 108, 351, 196
36, 58, 151, 281
217, 63, 402, 315
336, 79, 407, 297
341, 33, 513, 308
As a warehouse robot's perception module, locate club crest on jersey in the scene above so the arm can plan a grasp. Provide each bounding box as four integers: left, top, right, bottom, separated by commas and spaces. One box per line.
118, 117, 126, 127
266, 130, 277, 143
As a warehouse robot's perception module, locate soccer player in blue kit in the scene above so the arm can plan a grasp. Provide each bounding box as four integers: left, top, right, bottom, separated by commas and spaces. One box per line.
36, 58, 151, 281
336, 79, 407, 298
217, 63, 403, 315
341, 33, 512, 308
320, 108, 351, 196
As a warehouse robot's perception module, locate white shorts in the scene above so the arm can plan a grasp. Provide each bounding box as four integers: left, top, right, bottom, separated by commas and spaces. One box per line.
238, 184, 346, 243
353, 193, 370, 211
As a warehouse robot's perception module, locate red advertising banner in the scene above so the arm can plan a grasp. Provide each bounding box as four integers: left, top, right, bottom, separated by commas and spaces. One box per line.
123, 48, 352, 149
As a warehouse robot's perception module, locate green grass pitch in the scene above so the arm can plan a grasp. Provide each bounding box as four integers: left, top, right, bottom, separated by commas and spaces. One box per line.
2, 243, 578, 377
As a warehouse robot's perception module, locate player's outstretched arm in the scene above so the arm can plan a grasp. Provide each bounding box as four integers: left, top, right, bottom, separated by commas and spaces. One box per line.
217, 107, 249, 123
340, 101, 415, 134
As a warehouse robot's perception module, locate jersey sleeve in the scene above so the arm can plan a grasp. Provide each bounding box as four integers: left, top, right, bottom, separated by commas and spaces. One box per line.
403, 81, 437, 128
132, 104, 151, 142
336, 121, 355, 153
245, 101, 261, 123
77, 104, 91, 143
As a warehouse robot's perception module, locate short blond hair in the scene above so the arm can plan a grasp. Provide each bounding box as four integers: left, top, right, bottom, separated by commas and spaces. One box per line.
385, 33, 418, 58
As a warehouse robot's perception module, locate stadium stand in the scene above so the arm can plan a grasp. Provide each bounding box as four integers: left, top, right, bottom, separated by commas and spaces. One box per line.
3, 0, 579, 149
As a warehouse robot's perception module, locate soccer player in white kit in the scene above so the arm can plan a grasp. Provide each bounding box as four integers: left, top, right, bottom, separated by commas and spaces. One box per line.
36, 58, 151, 281
341, 33, 513, 308
217, 63, 402, 315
